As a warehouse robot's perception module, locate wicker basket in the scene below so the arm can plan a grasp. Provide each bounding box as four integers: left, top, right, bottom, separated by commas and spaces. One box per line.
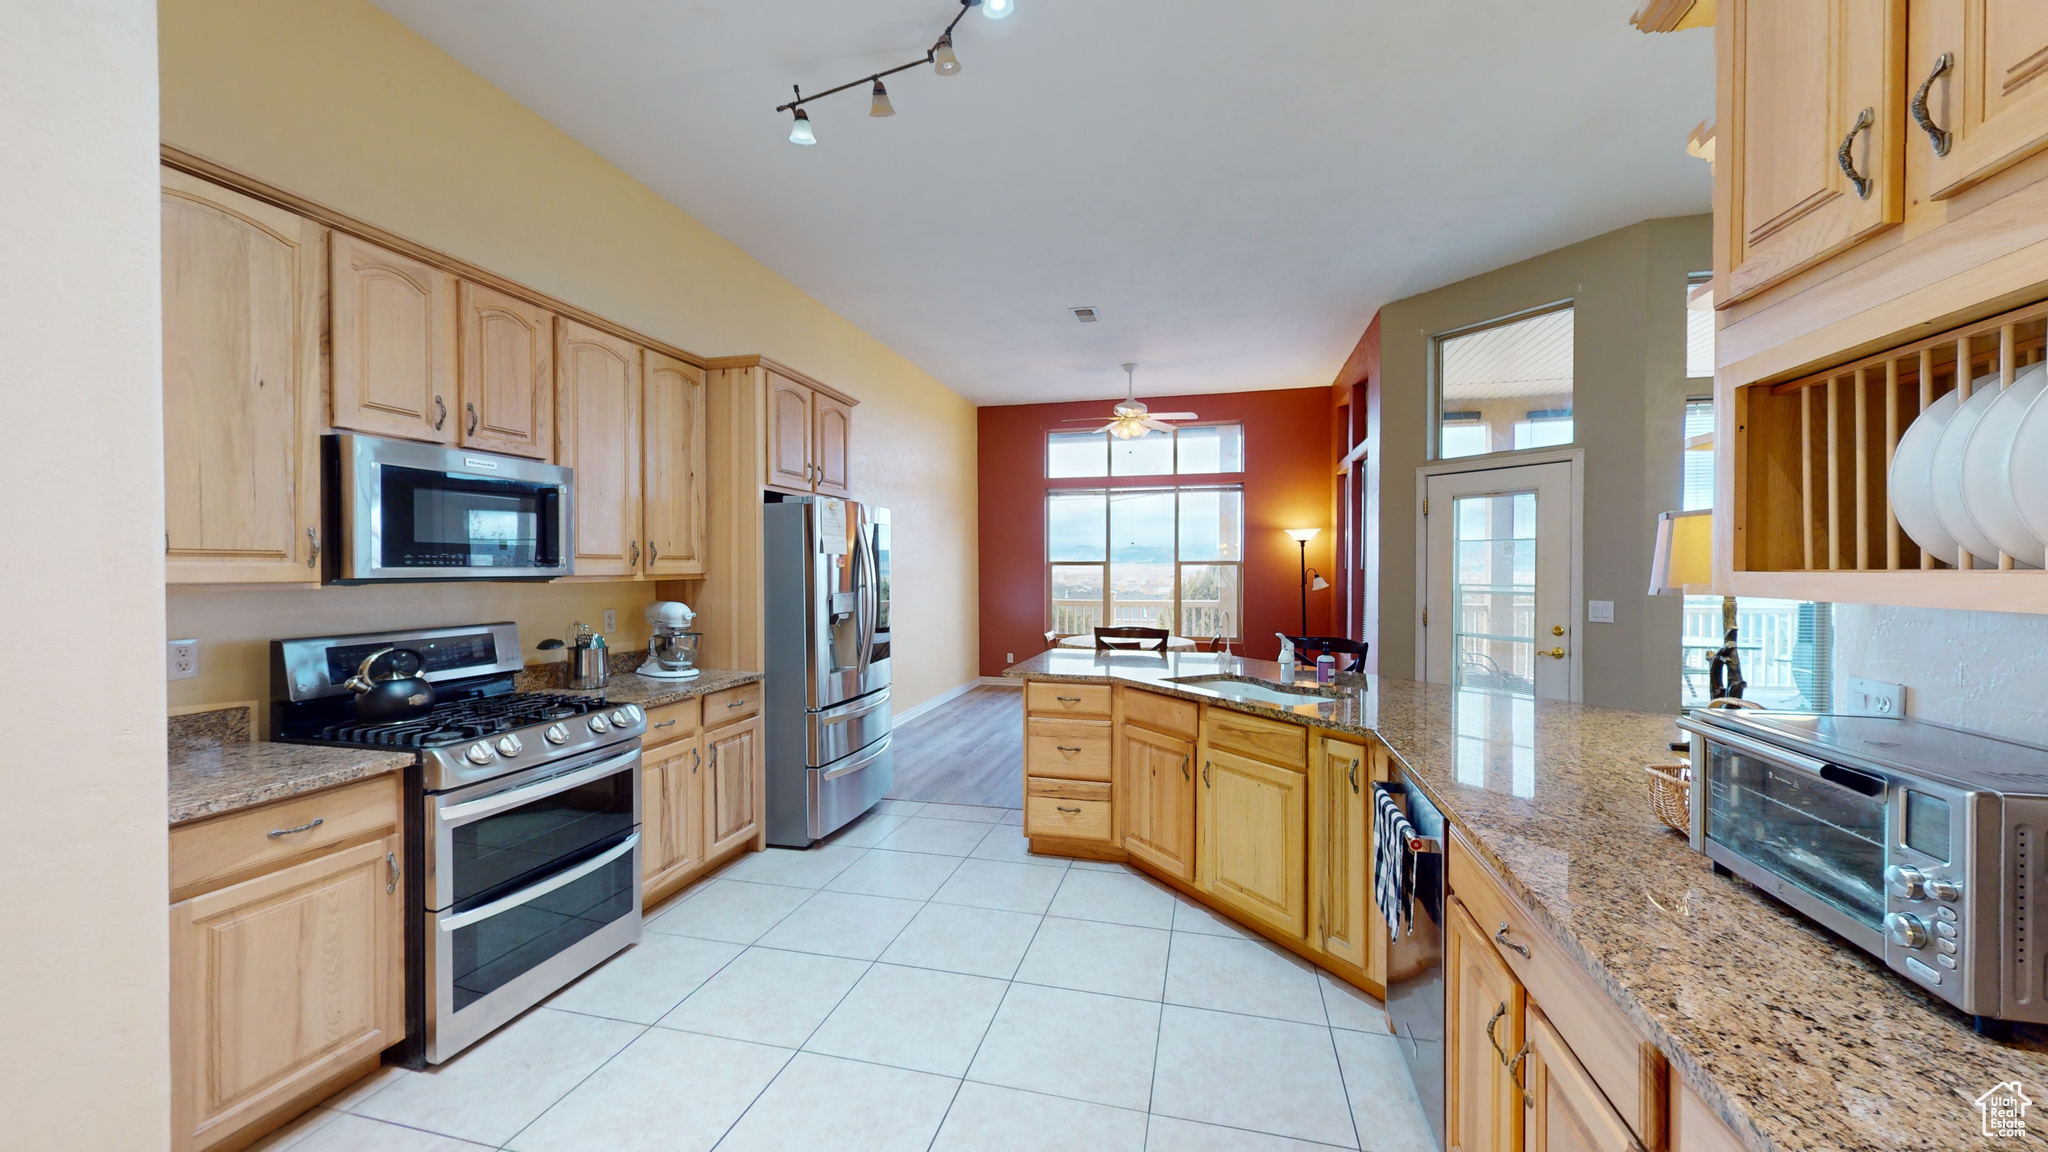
1645, 763, 1691, 834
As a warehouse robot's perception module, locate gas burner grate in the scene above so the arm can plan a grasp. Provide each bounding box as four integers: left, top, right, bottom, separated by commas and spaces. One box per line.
314, 693, 609, 747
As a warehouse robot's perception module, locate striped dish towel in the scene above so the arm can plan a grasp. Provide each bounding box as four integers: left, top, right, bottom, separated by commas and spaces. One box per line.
1373, 786, 1417, 937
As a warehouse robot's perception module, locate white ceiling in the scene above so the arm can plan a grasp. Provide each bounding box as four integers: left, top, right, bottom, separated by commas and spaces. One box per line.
372, 0, 1713, 406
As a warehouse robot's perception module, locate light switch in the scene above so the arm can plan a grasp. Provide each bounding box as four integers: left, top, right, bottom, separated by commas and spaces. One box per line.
1588, 600, 1615, 624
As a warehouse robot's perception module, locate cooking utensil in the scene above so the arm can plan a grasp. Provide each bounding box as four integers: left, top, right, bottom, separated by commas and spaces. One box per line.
343, 646, 435, 723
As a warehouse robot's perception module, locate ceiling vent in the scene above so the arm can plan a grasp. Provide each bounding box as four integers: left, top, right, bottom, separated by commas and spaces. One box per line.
1071, 307, 1099, 323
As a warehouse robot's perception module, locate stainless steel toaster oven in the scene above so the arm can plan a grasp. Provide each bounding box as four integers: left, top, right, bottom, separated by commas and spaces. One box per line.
1679, 710, 2048, 1034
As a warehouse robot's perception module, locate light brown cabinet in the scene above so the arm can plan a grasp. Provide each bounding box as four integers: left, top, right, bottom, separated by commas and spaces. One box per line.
643, 349, 708, 578
456, 280, 554, 459
1119, 720, 1196, 880
330, 233, 457, 443
1524, 1008, 1640, 1152
1311, 736, 1376, 975
764, 369, 858, 497
160, 167, 324, 585
706, 713, 763, 857
642, 735, 706, 896
813, 391, 854, 498
169, 777, 404, 1152
1197, 745, 1309, 939
555, 319, 643, 578
1447, 898, 1527, 1152
1913, 4, 2048, 200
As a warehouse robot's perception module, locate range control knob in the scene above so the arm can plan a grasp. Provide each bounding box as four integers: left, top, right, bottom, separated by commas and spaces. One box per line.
1928, 877, 1963, 902
496, 734, 524, 757
1884, 865, 1928, 900
544, 723, 569, 745
610, 709, 630, 728
465, 742, 496, 766
588, 714, 610, 734
1885, 912, 1931, 949
623, 704, 644, 724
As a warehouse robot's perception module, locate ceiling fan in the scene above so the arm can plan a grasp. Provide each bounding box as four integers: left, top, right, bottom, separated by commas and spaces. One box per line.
1063, 363, 1199, 440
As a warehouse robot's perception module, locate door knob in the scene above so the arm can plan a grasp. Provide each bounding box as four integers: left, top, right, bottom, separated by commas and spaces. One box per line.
1543, 647, 1566, 659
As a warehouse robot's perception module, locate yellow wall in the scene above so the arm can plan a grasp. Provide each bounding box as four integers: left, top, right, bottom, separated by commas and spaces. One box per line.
159, 0, 980, 716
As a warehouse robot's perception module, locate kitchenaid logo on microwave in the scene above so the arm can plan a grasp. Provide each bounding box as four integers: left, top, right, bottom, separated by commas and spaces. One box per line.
1976, 1080, 2032, 1138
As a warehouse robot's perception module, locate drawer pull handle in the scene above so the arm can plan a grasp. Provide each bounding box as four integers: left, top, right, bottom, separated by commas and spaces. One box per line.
1056, 745, 1082, 753
387, 851, 400, 894
1181, 753, 1190, 781
1055, 695, 1081, 704
1485, 1002, 1510, 1064
1203, 759, 1211, 787
693, 747, 702, 773
1057, 805, 1082, 814
1912, 51, 1953, 157
654, 719, 677, 728
1495, 921, 1530, 958
1348, 757, 1359, 794
1837, 105, 1875, 200
727, 699, 747, 708
1507, 1039, 1533, 1106
267, 818, 324, 839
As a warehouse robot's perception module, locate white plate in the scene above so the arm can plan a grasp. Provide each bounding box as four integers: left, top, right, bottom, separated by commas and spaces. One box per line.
2010, 377, 2048, 557
1890, 388, 1962, 563
1960, 362, 2048, 566
1931, 373, 2007, 564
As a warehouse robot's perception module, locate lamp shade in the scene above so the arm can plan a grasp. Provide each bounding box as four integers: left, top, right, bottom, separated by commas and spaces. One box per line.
1310, 574, 1330, 591
1285, 528, 1320, 543
1648, 509, 1713, 595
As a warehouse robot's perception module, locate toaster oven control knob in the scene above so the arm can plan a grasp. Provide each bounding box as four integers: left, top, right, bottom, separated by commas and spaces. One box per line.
588, 714, 610, 734
610, 709, 630, 728
496, 734, 523, 757
1884, 865, 1928, 900
1885, 912, 1930, 949
1927, 877, 1962, 902
544, 722, 569, 745
465, 741, 496, 766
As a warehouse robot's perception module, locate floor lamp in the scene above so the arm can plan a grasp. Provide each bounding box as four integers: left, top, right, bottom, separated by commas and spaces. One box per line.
1285, 528, 1330, 638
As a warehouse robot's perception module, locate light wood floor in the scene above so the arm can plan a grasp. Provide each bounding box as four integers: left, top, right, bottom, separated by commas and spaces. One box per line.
886, 685, 1022, 808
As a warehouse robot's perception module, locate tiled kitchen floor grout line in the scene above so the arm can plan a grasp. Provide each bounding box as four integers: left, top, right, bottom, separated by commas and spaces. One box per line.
1319, 971, 1366, 1152
918, 904, 1054, 1152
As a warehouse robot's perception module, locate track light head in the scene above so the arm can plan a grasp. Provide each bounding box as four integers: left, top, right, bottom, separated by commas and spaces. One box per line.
788, 108, 816, 145
870, 79, 895, 117
933, 32, 960, 75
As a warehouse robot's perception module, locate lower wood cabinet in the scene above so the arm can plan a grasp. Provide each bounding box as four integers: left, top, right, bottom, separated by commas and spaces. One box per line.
1197, 747, 1308, 939
169, 779, 404, 1152
1525, 1007, 1639, 1152
1025, 777, 1113, 842
1447, 897, 1526, 1152
1120, 721, 1195, 879
705, 715, 762, 856
1311, 736, 1375, 975
642, 735, 706, 897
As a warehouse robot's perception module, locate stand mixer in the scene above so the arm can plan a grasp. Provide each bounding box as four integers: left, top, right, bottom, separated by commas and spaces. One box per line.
639, 601, 703, 679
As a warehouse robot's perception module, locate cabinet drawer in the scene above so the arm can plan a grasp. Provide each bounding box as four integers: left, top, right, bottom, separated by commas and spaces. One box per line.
644, 697, 703, 748
1203, 707, 1307, 767
704, 683, 761, 725
1122, 688, 1197, 739
1026, 718, 1112, 781
1450, 834, 1662, 1146
1025, 778, 1112, 842
1026, 681, 1111, 718
170, 774, 401, 900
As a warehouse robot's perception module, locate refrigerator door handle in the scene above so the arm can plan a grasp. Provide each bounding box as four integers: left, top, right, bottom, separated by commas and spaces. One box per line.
855, 515, 879, 678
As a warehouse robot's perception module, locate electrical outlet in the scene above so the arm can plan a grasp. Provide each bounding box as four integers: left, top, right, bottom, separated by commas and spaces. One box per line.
168, 638, 200, 681
1588, 600, 1615, 624
1006, 652, 1015, 664
602, 609, 617, 633
1844, 675, 1905, 717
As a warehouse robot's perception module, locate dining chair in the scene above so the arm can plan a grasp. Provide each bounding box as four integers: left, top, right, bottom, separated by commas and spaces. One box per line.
1285, 636, 1369, 672
1094, 626, 1169, 652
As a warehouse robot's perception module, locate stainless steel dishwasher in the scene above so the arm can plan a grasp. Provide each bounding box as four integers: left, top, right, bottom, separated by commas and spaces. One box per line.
1381, 778, 1447, 1152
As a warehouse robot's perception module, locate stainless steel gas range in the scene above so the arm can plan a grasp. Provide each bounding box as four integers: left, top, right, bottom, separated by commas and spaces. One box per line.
272, 622, 646, 1065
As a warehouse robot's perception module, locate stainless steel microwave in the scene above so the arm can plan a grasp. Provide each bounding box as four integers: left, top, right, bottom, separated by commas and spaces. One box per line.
1680, 709, 2048, 1033
327, 433, 574, 582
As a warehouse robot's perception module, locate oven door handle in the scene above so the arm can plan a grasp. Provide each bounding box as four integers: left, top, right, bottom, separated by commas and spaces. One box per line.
438, 832, 639, 933
1678, 722, 1830, 777
438, 748, 642, 826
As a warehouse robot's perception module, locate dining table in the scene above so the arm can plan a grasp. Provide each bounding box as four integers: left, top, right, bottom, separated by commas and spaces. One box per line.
1055, 633, 1202, 651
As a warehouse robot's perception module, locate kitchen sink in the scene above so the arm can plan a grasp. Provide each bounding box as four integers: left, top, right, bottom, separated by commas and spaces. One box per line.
1168, 675, 1336, 707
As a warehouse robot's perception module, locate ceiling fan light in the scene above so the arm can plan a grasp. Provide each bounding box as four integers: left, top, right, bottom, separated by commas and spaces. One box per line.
934, 33, 961, 75
983, 0, 1015, 17
788, 108, 816, 145
869, 79, 895, 117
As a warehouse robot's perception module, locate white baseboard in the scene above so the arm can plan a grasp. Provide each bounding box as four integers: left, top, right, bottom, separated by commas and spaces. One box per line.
895, 680, 978, 728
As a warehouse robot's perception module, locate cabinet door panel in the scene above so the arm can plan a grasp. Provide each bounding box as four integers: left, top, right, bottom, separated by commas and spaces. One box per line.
457, 281, 553, 459
331, 234, 456, 443
171, 835, 402, 1152
643, 739, 706, 891
766, 373, 814, 491
1197, 748, 1307, 938
641, 762, 674, 880
643, 350, 708, 577
1721, 0, 1905, 303
706, 718, 761, 856
1447, 898, 1525, 1152
555, 319, 642, 578
1916, 2, 2048, 197
1121, 724, 1195, 880
160, 168, 323, 584
814, 392, 854, 498
1525, 1008, 1637, 1152
1313, 737, 1372, 971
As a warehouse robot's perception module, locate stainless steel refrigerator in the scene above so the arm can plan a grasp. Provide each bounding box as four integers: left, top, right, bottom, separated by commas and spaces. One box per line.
764, 498, 893, 846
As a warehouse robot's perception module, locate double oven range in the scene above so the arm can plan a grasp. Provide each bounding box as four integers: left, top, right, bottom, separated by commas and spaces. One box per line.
274, 622, 645, 1065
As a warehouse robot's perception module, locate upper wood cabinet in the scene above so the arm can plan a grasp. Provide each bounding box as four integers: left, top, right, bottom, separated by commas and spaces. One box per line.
1120, 720, 1196, 881
1447, 897, 1527, 1152
643, 349, 708, 578
160, 168, 324, 584
763, 368, 859, 497
1311, 737, 1376, 976
813, 391, 854, 498
1719, 0, 1906, 304
330, 233, 457, 443
1914, 3, 2048, 199
1197, 746, 1309, 940
456, 281, 553, 459
556, 319, 642, 578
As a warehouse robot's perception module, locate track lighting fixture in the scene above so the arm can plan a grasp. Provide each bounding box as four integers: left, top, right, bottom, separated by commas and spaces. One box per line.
775, 0, 1014, 143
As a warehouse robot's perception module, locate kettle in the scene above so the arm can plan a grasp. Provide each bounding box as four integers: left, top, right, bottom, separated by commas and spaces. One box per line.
541, 623, 609, 690
344, 647, 435, 723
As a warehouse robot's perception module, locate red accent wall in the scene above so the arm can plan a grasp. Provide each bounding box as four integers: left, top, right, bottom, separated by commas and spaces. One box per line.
977, 387, 1337, 676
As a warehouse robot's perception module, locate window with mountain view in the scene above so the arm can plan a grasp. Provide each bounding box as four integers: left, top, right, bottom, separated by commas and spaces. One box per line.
1047, 487, 1244, 640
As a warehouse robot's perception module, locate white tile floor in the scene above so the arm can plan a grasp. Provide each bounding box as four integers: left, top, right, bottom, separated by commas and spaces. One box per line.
254, 801, 1435, 1152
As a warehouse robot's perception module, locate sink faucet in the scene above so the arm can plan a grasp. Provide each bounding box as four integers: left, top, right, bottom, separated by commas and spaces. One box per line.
1215, 615, 1233, 659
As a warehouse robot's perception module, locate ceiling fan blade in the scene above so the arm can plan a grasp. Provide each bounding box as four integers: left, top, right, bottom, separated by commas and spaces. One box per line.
1060, 416, 1117, 422
1147, 412, 1199, 420
1093, 422, 1120, 434
1140, 419, 1178, 432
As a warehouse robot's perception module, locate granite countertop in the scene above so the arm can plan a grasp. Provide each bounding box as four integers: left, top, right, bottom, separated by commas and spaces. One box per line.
560, 667, 763, 710
1006, 650, 2048, 1152
169, 742, 412, 827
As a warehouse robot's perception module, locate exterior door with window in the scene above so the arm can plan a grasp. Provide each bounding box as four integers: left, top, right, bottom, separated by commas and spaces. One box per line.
1423, 460, 1577, 700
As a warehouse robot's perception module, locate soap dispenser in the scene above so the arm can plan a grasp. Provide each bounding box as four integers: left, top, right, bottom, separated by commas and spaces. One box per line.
1275, 633, 1296, 683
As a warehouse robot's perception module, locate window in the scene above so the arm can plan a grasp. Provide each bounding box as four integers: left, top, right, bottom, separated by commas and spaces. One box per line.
1048, 487, 1243, 639
1682, 398, 1714, 512
1686, 272, 1714, 380
1048, 423, 1245, 478
1436, 306, 1574, 460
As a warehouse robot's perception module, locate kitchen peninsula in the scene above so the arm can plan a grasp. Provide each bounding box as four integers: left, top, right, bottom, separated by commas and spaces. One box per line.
1007, 650, 2048, 1152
